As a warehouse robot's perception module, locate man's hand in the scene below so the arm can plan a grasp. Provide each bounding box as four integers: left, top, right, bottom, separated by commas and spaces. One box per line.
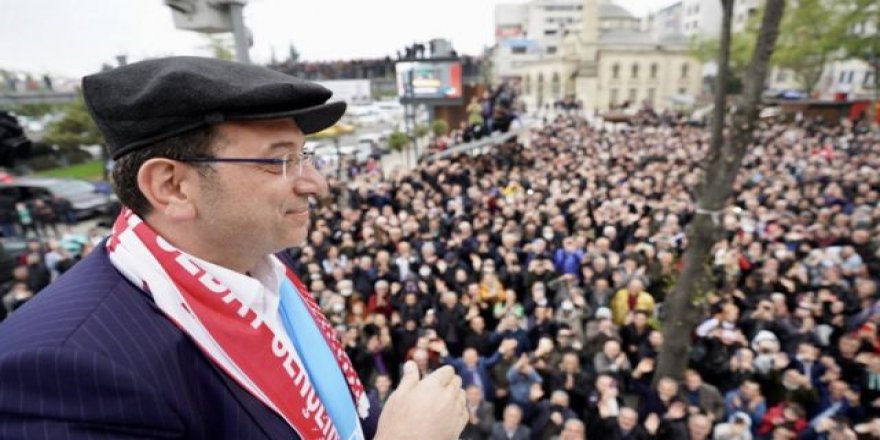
644, 413, 660, 434
375, 362, 467, 440
633, 358, 654, 377
428, 340, 448, 357
666, 402, 686, 420
498, 338, 518, 355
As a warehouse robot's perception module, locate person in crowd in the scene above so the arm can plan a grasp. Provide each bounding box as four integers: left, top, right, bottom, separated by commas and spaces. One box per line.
462, 384, 496, 440
679, 368, 725, 422
610, 279, 655, 326
490, 404, 531, 440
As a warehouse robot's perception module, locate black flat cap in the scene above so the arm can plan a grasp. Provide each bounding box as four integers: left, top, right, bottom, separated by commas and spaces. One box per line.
82, 56, 347, 159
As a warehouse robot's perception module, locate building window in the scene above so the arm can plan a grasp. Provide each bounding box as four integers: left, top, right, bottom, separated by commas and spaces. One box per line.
546, 46, 557, 54
678, 87, 687, 95
628, 88, 637, 102
610, 89, 618, 107
839, 71, 848, 83
847, 71, 855, 83
681, 63, 689, 79
647, 88, 656, 105
544, 29, 557, 36
852, 21, 865, 34
650, 63, 658, 79
612, 63, 620, 79
631, 63, 639, 79
776, 70, 788, 82
552, 72, 561, 98
866, 72, 875, 87
524, 75, 531, 95
512, 47, 527, 55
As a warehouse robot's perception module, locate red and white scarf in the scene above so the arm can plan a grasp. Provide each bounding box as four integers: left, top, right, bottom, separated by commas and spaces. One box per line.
106, 208, 368, 440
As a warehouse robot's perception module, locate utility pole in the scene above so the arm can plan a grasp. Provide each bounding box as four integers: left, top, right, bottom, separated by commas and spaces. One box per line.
164, 0, 251, 63
227, 1, 251, 64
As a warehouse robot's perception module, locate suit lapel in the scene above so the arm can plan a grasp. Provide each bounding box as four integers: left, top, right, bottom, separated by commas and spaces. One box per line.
207, 358, 299, 439
106, 247, 299, 440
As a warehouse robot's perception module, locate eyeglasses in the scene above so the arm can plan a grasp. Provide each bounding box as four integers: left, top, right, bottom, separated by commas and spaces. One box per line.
181, 151, 321, 179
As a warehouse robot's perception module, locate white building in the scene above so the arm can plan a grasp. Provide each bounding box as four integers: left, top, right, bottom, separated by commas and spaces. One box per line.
504, 0, 701, 113
647, 2, 683, 38
819, 59, 877, 101
732, 0, 761, 33
681, 0, 722, 38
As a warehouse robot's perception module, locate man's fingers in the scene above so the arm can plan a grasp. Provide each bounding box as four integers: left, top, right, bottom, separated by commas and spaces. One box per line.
426, 365, 456, 386
449, 374, 462, 391
397, 361, 421, 392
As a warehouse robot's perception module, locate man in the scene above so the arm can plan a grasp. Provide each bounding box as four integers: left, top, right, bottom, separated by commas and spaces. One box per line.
461, 384, 496, 440
552, 351, 591, 415
724, 379, 767, 429
557, 418, 586, 440
594, 406, 652, 440
679, 368, 725, 422
436, 339, 514, 402
0, 57, 467, 439
490, 404, 531, 440
610, 278, 655, 325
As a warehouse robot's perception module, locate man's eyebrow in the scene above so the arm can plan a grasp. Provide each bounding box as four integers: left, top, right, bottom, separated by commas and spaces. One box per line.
265, 141, 300, 153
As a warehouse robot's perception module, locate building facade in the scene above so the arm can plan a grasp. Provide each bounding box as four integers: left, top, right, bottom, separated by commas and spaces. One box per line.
680, 0, 722, 38
496, 0, 701, 113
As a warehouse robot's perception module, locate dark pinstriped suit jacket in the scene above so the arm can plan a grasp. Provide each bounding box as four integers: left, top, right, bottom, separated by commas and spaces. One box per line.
0, 245, 379, 439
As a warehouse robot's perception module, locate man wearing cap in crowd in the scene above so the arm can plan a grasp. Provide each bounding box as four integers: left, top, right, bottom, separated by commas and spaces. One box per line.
0, 56, 467, 439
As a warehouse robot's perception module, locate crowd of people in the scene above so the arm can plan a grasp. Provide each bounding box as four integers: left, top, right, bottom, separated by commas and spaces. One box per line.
0, 230, 101, 319
456, 83, 522, 145
0, 195, 80, 240
4, 110, 880, 439
269, 54, 485, 83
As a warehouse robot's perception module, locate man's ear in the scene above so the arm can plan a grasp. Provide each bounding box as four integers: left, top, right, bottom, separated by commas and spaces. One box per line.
137, 158, 198, 220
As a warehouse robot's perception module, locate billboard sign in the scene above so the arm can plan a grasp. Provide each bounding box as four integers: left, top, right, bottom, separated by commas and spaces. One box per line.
395, 59, 463, 105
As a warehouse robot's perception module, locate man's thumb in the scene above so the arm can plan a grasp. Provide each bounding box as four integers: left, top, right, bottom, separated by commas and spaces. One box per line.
397, 361, 421, 392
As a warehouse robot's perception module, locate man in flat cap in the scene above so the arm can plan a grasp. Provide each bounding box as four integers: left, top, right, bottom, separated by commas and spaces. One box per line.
0, 56, 467, 440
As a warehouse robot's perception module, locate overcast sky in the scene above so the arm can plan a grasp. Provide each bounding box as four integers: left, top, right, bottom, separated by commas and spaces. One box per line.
1, 0, 673, 79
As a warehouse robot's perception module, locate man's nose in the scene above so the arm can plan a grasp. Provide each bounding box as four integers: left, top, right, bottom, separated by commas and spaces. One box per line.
294, 162, 330, 200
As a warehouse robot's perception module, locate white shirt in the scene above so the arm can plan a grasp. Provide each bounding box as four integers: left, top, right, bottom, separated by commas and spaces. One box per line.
189, 254, 292, 344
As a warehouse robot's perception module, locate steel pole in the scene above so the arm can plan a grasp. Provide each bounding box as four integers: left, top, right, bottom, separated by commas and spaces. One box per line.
228, 2, 250, 63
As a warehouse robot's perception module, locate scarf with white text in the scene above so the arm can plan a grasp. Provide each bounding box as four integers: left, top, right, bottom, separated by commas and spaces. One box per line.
106, 208, 368, 440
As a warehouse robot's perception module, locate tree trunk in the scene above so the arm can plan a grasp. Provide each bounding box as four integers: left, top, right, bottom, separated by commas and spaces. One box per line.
654, 0, 786, 383
870, 57, 879, 128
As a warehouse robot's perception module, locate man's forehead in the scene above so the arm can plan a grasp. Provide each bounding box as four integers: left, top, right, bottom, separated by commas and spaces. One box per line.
214, 118, 304, 151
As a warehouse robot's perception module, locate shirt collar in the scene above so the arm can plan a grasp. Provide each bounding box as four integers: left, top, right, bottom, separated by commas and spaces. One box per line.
189, 254, 287, 316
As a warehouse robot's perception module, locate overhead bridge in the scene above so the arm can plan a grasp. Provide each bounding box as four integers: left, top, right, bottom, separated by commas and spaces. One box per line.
0, 91, 78, 106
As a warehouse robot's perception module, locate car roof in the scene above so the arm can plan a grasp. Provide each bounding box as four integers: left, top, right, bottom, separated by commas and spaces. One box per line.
0, 177, 93, 189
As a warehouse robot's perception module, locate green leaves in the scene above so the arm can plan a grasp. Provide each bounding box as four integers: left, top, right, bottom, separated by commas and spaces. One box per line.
835, 0, 880, 68
690, 0, 877, 93
42, 96, 103, 150
773, 0, 844, 91
387, 131, 410, 152
431, 119, 449, 138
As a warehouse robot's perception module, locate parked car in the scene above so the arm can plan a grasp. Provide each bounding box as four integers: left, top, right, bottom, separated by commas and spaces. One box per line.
0, 177, 117, 221
357, 133, 390, 155
344, 105, 385, 127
